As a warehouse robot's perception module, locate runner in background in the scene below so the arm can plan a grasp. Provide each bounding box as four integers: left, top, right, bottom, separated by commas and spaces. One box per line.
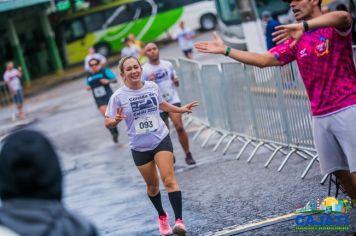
3, 61, 26, 120
121, 38, 140, 59
142, 43, 197, 165
86, 58, 119, 143
84, 47, 107, 73
128, 33, 147, 64
167, 21, 195, 59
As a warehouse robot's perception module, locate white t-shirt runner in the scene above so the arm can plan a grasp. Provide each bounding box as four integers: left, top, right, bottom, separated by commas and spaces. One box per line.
3, 69, 22, 91
121, 45, 140, 59
106, 81, 169, 152
142, 60, 181, 105
172, 27, 195, 51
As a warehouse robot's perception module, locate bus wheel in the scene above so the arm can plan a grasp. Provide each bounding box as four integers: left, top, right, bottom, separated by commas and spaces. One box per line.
95, 43, 111, 57
200, 13, 217, 31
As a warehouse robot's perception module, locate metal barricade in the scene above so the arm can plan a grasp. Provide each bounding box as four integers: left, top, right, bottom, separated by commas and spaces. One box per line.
177, 58, 209, 124
169, 58, 322, 179
199, 64, 232, 149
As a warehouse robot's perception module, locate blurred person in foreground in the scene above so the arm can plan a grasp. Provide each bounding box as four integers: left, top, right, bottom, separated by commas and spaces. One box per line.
0, 130, 98, 236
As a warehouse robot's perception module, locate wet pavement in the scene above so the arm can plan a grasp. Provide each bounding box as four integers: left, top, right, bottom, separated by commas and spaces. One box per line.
1, 33, 355, 235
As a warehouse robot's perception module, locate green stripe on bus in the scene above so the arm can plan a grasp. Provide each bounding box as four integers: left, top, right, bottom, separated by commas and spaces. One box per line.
66, 8, 183, 64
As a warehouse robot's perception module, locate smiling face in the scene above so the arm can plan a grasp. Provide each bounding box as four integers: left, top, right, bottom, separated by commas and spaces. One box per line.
120, 57, 142, 86
288, 0, 321, 21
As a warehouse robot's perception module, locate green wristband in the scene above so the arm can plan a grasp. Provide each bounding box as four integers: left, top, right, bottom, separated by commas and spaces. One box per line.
225, 47, 231, 56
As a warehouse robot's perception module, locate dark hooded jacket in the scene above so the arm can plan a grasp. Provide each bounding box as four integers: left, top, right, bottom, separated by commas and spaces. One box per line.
0, 130, 98, 236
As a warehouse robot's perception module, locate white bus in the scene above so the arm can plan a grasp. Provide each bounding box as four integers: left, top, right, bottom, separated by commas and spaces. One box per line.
214, 0, 291, 50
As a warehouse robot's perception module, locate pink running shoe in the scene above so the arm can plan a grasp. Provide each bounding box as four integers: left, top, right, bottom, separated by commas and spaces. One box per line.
158, 212, 172, 236
173, 219, 186, 236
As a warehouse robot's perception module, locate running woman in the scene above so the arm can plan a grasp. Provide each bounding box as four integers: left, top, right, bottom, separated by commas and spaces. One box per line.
142, 43, 196, 165
195, 0, 356, 206
86, 58, 119, 143
105, 56, 198, 235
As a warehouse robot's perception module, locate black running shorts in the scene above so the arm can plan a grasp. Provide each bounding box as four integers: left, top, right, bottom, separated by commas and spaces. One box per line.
131, 134, 174, 166
94, 95, 111, 108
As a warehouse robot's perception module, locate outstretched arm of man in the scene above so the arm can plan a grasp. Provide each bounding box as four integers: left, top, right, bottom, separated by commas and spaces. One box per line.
194, 32, 280, 68
273, 11, 352, 47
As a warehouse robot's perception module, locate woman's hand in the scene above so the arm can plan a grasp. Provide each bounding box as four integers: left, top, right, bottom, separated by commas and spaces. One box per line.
173, 78, 179, 87
272, 23, 304, 47
179, 101, 199, 113
149, 73, 156, 81
194, 32, 226, 54
115, 107, 127, 123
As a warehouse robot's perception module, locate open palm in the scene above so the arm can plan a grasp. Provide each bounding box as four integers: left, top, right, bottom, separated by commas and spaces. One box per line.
272, 23, 304, 47
194, 32, 226, 54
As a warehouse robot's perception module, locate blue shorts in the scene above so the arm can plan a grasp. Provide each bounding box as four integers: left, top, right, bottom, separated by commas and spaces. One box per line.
13, 90, 24, 104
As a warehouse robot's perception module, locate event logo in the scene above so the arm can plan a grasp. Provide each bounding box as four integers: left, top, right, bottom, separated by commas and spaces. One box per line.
315, 37, 329, 57
295, 197, 352, 231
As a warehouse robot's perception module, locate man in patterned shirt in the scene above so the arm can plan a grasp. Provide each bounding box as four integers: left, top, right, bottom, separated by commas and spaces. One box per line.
195, 0, 356, 205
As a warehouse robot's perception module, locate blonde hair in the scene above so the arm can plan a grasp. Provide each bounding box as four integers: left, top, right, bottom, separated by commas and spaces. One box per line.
118, 56, 142, 87
118, 56, 140, 73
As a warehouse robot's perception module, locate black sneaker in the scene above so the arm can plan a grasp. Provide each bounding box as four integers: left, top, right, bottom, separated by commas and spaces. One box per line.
185, 152, 196, 165
112, 133, 119, 143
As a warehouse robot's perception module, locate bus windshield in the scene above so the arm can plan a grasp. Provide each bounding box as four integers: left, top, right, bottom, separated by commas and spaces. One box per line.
216, 0, 289, 25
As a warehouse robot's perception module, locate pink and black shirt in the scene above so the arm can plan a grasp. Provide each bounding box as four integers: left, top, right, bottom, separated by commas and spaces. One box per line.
269, 27, 356, 116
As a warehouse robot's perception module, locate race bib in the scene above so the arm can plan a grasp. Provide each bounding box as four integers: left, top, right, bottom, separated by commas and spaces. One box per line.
134, 115, 159, 134
93, 86, 106, 97
162, 92, 173, 102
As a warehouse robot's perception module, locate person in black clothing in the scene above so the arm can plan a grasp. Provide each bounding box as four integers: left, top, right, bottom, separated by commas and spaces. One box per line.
0, 130, 98, 236
86, 58, 119, 143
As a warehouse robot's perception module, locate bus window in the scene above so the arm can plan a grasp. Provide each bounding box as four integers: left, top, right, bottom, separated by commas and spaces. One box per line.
83, 12, 105, 32
215, 0, 242, 25
156, 0, 177, 12
255, 0, 289, 17
64, 20, 86, 42
104, 4, 135, 28
133, 0, 152, 18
